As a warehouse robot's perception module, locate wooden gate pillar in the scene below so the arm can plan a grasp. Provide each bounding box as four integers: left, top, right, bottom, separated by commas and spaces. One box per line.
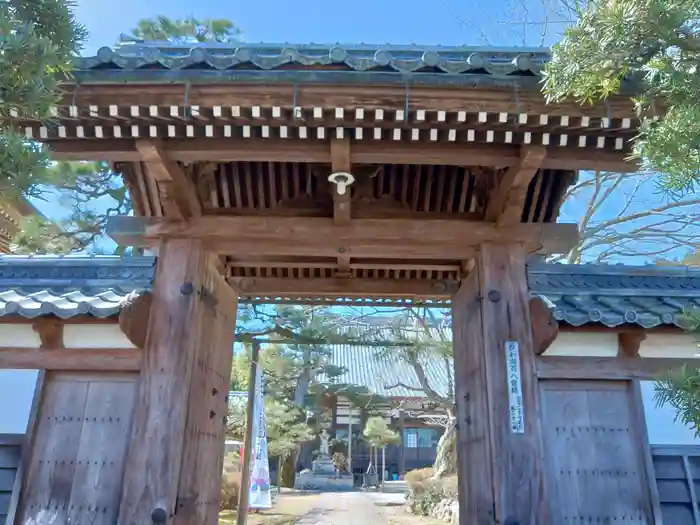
452, 243, 547, 525
118, 239, 238, 525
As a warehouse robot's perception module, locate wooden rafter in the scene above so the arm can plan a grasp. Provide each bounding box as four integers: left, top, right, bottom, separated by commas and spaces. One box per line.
135, 140, 202, 219
49, 138, 637, 173
106, 215, 579, 258
485, 145, 547, 225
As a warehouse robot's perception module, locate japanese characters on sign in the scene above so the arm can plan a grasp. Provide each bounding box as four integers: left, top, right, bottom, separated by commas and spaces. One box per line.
505, 341, 525, 434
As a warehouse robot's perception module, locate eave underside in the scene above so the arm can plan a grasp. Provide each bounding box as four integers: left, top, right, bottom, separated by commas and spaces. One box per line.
14, 82, 642, 305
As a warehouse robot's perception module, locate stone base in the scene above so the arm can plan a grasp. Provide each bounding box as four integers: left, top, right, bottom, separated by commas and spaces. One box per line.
293, 472, 355, 491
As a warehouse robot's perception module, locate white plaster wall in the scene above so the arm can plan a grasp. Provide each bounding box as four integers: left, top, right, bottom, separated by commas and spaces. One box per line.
63, 323, 136, 349
542, 331, 619, 357
0, 369, 38, 434
640, 333, 700, 358
640, 380, 700, 445
0, 324, 41, 348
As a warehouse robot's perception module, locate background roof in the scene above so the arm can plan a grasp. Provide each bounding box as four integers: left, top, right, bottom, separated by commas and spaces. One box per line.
0, 256, 698, 329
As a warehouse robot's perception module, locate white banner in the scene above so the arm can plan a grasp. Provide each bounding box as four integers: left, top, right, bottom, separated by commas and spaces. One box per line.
504, 341, 525, 434
248, 368, 272, 509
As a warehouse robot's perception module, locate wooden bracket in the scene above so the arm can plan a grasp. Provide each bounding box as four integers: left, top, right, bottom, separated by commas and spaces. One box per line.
617, 330, 647, 358
485, 145, 547, 225
32, 318, 64, 349
136, 140, 202, 219
529, 296, 559, 355
118, 291, 153, 348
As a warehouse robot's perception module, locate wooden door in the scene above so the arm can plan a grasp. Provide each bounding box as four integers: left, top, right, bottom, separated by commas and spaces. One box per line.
540, 380, 654, 524
14, 372, 138, 525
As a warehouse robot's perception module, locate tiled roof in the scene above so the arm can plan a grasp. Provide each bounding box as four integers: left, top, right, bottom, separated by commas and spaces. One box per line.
0, 256, 154, 319
73, 42, 552, 87
1, 256, 699, 329
527, 263, 700, 329
323, 344, 453, 400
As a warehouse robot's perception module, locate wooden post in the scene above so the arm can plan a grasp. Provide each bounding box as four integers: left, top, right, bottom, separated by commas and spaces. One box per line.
237, 341, 261, 525
118, 239, 207, 525
117, 240, 238, 525
348, 413, 353, 479
452, 244, 548, 525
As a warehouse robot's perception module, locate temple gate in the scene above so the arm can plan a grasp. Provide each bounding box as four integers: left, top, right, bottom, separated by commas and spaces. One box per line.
5, 42, 654, 524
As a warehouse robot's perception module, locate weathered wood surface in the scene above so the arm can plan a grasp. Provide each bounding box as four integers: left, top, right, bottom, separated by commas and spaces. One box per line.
485, 145, 546, 224
14, 372, 138, 525
540, 380, 654, 523
56, 83, 636, 117
118, 291, 153, 348
0, 348, 143, 371
535, 355, 694, 380
452, 270, 494, 524
49, 138, 636, 173
530, 296, 559, 355
107, 215, 578, 257
118, 239, 207, 525
452, 244, 547, 524
230, 277, 458, 298
175, 256, 238, 525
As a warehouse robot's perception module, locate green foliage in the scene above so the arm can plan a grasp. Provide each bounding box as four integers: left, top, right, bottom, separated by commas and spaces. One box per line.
654, 363, 700, 436
543, 0, 700, 192
123, 15, 242, 44
227, 396, 313, 460
1, 0, 85, 203
362, 416, 400, 448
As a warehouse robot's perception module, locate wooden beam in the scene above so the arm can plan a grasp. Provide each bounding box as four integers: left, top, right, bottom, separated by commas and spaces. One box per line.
485, 146, 546, 224
106, 215, 579, 258
58, 83, 637, 118
0, 347, 142, 371
135, 140, 202, 219
535, 355, 699, 380
230, 277, 458, 298
48, 138, 637, 172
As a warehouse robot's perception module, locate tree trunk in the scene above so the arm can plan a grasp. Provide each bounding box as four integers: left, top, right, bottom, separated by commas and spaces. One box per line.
433, 417, 457, 479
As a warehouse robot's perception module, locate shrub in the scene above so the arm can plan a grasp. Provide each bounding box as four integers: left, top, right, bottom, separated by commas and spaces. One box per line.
404, 467, 435, 496
220, 454, 242, 511
404, 468, 458, 517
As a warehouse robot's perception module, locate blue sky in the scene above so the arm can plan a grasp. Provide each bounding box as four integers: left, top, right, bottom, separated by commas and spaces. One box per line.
72, 0, 567, 54
29, 0, 698, 263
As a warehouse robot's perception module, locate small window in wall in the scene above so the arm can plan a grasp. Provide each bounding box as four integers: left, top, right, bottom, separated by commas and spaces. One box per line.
652, 446, 700, 524
403, 428, 439, 449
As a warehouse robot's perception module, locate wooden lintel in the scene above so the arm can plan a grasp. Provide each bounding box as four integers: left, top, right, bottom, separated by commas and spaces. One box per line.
485, 145, 547, 224
48, 138, 637, 173
229, 277, 458, 298
0, 347, 143, 371
535, 355, 698, 380
135, 140, 202, 218
106, 215, 579, 258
